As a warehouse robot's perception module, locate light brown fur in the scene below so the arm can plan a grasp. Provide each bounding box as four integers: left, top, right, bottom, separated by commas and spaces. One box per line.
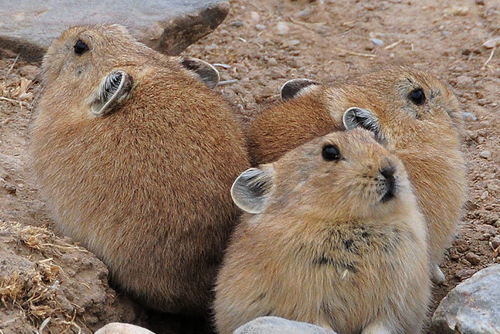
215, 129, 431, 334
245, 65, 467, 281
30, 24, 250, 314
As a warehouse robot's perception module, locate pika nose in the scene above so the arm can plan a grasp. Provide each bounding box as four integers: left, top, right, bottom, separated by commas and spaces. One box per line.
380, 165, 395, 180
380, 164, 396, 202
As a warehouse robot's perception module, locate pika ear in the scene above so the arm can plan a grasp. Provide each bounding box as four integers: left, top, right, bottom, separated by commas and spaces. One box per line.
342, 107, 382, 137
231, 167, 274, 214
280, 79, 320, 101
90, 70, 133, 117
181, 57, 220, 89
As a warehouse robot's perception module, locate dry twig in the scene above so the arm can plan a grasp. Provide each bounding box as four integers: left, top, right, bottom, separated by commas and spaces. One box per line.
335, 48, 377, 58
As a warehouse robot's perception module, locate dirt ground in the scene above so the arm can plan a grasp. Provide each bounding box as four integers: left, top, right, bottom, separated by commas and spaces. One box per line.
0, 0, 499, 333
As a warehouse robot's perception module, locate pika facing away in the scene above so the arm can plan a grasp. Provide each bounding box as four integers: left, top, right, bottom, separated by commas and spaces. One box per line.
214, 128, 431, 334
30, 24, 250, 315
245, 65, 466, 282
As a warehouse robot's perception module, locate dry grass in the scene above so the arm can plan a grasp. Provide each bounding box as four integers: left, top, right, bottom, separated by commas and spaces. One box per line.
0, 67, 34, 109
0, 221, 89, 333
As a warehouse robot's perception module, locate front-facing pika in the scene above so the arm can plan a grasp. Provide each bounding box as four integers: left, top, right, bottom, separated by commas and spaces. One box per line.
30, 24, 250, 314
214, 129, 431, 334
246, 66, 467, 282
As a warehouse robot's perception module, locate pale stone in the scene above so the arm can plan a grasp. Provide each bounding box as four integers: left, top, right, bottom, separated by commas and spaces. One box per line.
234, 317, 338, 334
432, 265, 500, 334
0, 0, 229, 62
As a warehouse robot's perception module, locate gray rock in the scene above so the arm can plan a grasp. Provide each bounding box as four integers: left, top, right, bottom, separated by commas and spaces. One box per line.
432, 264, 500, 334
234, 317, 338, 334
0, 0, 229, 62
461, 112, 477, 122
480, 150, 491, 159
95, 323, 156, 334
370, 38, 384, 46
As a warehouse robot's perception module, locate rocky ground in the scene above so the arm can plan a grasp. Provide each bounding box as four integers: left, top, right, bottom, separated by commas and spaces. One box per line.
0, 0, 499, 333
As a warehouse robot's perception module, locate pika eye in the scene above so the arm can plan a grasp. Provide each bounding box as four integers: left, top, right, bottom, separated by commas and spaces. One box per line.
322, 145, 341, 162
408, 88, 426, 106
74, 39, 89, 55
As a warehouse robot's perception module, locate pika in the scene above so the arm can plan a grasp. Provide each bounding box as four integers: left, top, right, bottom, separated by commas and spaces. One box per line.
245, 65, 466, 282
30, 24, 250, 315
214, 128, 431, 334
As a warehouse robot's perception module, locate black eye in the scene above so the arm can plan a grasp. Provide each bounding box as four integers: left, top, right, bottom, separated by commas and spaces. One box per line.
408, 88, 426, 106
74, 39, 89, 55
322, 145, 341, 162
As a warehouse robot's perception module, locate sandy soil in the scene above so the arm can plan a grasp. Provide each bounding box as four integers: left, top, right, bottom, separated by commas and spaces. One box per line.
0, 0, 499, 333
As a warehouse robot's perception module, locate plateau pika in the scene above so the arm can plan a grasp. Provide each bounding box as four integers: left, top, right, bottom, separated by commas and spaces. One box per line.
245, 65, 466, 282
30, 24, 250, 314
214, 128, 431, 334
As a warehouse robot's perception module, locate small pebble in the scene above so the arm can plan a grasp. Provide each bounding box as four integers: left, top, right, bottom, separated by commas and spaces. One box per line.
480, 150, 491, 159
455, 269, 476, 280
487, 183, 499, 192
269, 69, 286, 80
477, 99, 489, 106
276, 22, 290, 35
229, 21, 244, 27
483, 37, 500, 49
250, 11, 260, 22
282, 39, 301, 48
461, 112, 477, 122
465, 252, 481, 265
480, 191, 489, 200
296, 8, 313, 18
4, 183, 16, 194
449, 250, 460, 261
255, 24, 267, 31
267, 58, 278, 66
453, 239, 470, 253
370, 38, 384, 46
491, 235, 500, 249
475, 0, 485, 5
450, 6, 470, 16
457, 75, 474, 88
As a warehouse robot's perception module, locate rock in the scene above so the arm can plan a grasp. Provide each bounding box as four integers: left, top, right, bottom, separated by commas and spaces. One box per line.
454, 268, 475, 280
480, 150, 491, 159
230, 20, 244, 27
433, 265, 500, 334
464, 252, 481, 265
250, 11, 261, 22
0, 220, 137, 334
0, 0, 229, 62
256, 24, 267, 31
268, 58, 278, 66
297, 8, 314, 18
456, 75, 474, 88
277, 22, 290, 35
461, 112, 477, 122
370, 38, 384, 46
95, 323, 156, 334
491, 235, 500, 249
234, 317, 338, 334
483, 37, 500, 49
453, 239, 470, 253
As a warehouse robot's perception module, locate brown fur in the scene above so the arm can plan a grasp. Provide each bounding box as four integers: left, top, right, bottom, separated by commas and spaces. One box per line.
30, 24, 250, 314
245, 88, 341, 165
245, 65, 467, 281
215, 129, 431, 334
